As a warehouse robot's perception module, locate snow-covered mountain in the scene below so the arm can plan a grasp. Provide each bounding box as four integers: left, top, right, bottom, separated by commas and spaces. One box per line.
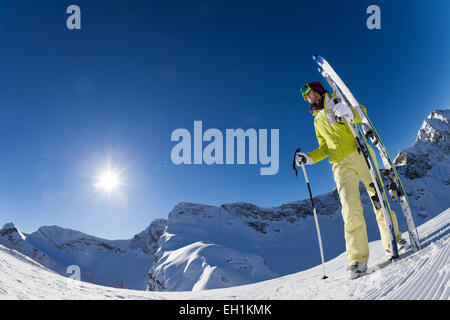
1, 208, 448, 299
1, 109, 448, 294
147, 196, 342, 291
0, 219, 167, 290
147, 109, 450, 292
393, 109, 450, 220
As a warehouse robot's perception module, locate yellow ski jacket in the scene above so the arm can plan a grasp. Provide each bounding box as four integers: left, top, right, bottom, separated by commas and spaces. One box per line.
307, 92, 367, 164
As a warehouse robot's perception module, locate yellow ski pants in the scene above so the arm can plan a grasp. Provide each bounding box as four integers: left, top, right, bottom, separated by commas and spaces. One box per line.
332, 146, 402, 265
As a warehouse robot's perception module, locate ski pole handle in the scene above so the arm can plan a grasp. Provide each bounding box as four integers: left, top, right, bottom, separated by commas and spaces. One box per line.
292, 148, 301, 177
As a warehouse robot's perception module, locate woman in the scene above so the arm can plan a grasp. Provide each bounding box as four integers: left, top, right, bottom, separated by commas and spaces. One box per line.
295, 82, 406, 279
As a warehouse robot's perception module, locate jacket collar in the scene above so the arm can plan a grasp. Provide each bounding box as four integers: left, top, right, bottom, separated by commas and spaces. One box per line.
312, 92, 334, 116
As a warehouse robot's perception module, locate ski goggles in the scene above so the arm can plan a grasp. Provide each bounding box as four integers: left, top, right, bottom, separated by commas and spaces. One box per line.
300, 84, 312, 100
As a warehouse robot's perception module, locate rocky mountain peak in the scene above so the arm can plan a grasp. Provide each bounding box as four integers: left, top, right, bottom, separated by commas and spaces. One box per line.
130, 219, 167, 254
394, 109, 449, 179
0, 222, 26, 244
416, 109, 449, 145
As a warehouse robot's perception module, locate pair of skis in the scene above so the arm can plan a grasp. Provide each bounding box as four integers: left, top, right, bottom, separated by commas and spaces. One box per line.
312, 55, 421, 259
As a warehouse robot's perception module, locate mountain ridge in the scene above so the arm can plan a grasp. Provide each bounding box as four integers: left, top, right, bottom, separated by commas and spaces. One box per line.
1, 109, 449, 292
147, 108, 450, 291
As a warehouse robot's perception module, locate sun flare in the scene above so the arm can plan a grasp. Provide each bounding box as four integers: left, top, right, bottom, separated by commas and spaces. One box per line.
95, 170, 121, 192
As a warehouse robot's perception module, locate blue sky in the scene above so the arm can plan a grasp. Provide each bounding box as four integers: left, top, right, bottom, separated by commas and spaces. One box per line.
0, 0, 449, 239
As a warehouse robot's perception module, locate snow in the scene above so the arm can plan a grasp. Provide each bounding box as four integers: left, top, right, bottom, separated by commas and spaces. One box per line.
393, 109, 450, 221
144, 109, 450, 292
147, 198, 346, 291
0, 109, 449, 299
0, 207, 448, 300
0, 221, 167, 290
1, 223, 26, 242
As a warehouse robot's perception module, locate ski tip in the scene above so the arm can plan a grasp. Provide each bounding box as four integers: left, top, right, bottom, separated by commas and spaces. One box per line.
312, 54, 324, 65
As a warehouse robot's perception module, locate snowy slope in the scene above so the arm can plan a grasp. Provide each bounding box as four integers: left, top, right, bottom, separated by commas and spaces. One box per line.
0, 219, 167, 290
1, 109, 448, 294
0, 208, 448, 300
148, 198, 343, 291
393, 109, 450, 220
148, 109, 450, 292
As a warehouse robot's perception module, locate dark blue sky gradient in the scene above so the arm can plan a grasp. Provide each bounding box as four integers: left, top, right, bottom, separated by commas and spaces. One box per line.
0, 1, 448, 239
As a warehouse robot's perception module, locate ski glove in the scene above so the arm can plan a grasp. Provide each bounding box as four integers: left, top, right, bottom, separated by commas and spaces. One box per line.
333, 102, 354, 121
295, 151, 313, 166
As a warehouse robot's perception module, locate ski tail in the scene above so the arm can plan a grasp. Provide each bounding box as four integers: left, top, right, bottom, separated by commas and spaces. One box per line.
361, 109, 421, 251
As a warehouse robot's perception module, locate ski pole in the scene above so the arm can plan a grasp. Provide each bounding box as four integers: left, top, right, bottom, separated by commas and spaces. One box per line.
293, 148, 328, 279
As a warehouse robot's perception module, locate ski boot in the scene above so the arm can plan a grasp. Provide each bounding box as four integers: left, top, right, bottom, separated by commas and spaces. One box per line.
347, 262, 368, 279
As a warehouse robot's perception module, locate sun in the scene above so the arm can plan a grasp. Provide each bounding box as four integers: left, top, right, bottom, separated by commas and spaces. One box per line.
95, 170, 121, 192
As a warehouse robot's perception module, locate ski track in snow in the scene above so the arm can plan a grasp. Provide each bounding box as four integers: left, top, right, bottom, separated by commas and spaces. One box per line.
0, 208, 449, 300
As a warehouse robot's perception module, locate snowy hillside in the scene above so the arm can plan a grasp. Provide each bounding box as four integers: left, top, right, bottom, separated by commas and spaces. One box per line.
0, 219, 167, 290
394, 109, 450, 220
148, 109, 450, 292
0, 208, 448, 300
148, 197, 343, 291
1, 109, 448, 294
